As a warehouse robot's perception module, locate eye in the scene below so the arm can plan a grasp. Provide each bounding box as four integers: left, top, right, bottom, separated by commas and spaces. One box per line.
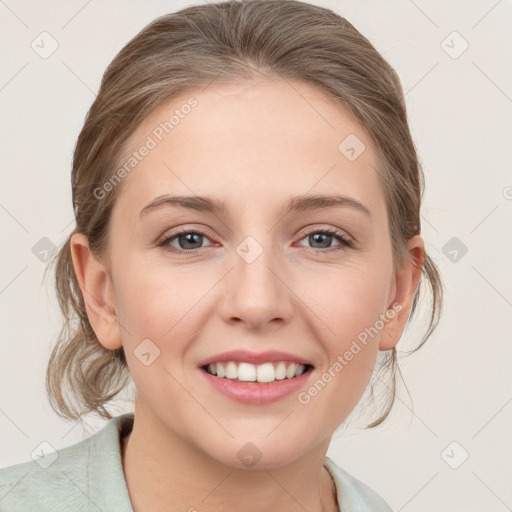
158, 226, 354, 255
158, 227, 214, 254
296, 227, 354, 252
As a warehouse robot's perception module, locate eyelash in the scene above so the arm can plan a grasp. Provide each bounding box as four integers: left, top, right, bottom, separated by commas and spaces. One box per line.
158, 226, 354, 256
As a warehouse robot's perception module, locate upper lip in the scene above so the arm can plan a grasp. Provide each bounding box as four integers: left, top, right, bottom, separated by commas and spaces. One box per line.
197, 350, 314, 368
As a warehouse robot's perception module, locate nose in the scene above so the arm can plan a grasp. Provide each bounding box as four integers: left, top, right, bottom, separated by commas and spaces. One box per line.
218, 237, 295, 331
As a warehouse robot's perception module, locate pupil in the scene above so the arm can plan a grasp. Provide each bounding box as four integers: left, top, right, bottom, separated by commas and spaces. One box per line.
181, 233, 201, 249
311, 233, 330, 248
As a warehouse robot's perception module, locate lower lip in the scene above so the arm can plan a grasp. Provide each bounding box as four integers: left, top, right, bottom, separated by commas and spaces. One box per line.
199, 366, 313, 405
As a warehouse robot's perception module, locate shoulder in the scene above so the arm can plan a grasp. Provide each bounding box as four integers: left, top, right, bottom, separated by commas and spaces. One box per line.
0, 413, 134, 512
323, 456, 394, 512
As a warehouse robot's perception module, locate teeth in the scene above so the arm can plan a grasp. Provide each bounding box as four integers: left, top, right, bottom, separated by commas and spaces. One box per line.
205, 361, 308, 382
225, 361, 237, 379
275, 361, 287, 380
238, 362, 257, 381
286, 363, 298, 379
216, 363, 225, 378
256, 362, 275, 383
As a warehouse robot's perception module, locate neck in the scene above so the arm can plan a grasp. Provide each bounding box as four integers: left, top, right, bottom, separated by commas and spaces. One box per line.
121, 403, 338, 512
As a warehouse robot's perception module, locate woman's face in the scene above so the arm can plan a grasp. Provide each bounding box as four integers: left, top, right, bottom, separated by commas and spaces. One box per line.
78, 78, 422, 468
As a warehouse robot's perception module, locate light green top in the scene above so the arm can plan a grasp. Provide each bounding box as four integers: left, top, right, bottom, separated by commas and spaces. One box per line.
0, 413, 393, 511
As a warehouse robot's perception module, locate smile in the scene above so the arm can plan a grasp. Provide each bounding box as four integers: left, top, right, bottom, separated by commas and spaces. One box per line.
203, 361, 312, 383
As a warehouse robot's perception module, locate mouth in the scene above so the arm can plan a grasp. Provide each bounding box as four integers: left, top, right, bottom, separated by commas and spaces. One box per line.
198, 354, 316, 404
201, 361, 315, 384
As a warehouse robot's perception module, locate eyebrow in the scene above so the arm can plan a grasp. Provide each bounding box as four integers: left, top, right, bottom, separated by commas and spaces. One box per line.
139, 193, 372, 219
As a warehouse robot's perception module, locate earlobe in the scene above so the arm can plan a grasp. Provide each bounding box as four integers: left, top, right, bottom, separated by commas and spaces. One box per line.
379, 235, 425, 351
69, 232, 122, 350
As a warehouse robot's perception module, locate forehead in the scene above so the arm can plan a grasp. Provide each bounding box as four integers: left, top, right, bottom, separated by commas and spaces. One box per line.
114, 78, 384, 220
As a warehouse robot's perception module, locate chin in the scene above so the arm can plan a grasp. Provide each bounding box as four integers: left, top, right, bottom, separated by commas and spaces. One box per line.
204, 437, 309, 471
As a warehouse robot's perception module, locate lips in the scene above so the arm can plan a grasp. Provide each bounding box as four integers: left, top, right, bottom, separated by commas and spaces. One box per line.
200, 362, 314, 404
197, 349, 314, 368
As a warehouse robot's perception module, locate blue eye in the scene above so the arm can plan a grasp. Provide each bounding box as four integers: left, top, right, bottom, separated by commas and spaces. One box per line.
297, 228, 354, 252
158, 226, 353, 255
159, 228, 212, 254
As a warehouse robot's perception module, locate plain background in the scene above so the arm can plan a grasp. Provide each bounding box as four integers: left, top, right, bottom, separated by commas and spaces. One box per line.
1, 0, 511, 510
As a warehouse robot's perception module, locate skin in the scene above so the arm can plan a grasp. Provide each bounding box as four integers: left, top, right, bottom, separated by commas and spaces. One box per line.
71, 78, 423, 512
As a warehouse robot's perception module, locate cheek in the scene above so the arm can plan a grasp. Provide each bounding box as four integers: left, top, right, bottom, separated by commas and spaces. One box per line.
113, 264, 198, 403
306, 259, 392, 342
300, 257, 392, 394
113, 247, 198, 335
110, 255, 202, 394
293, 273, 389, 431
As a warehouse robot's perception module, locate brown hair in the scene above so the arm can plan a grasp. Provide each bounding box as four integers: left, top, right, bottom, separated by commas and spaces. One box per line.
44, 0, 443, 427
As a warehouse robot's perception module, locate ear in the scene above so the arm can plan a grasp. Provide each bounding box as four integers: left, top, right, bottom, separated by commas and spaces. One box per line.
69, 232, 122, 350
379, 235, 425, 351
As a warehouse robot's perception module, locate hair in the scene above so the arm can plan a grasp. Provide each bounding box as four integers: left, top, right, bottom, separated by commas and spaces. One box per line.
44, 0, 443, 427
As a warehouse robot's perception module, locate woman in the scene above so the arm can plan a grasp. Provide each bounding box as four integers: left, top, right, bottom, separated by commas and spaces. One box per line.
0, 1, 442, 510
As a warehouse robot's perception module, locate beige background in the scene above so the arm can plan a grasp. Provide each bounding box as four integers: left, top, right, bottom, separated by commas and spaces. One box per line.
1, 0, 511, 510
